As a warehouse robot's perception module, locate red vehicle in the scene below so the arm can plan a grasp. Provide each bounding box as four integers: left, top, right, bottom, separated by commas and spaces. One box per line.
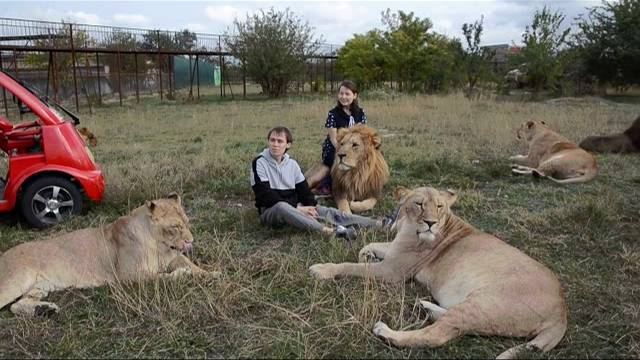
0, 69, 105, 228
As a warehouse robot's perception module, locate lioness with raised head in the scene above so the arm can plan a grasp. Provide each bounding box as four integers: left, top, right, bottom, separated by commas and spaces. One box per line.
309, 186, 567, 359
78, 126, 98, 147
0, 193, 213, 317
330, 125, 389, 214
510, 120, 597, 183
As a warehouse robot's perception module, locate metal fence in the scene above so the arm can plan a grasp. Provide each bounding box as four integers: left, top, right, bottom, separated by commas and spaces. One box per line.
0, 17, 341, 113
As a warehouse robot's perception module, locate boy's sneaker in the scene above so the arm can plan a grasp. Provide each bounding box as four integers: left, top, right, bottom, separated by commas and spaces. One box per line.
334, 225, 358, 240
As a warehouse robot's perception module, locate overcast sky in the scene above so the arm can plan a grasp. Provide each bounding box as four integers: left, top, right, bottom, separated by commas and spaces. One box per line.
2, 0, 602, 46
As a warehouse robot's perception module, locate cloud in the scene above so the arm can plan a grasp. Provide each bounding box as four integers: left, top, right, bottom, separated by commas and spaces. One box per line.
204, 5, 254, 24
65, 11, 100, 24
186, 23, 209, 33
112, 14, 149, 26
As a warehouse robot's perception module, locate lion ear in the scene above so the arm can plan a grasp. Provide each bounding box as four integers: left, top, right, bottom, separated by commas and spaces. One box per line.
527, 121, 535, 129
371, 133, 382, 150
393, 186, 410, 202
146, 200, 157, 213
439, 189, 458, 207
167, 192, 181, 205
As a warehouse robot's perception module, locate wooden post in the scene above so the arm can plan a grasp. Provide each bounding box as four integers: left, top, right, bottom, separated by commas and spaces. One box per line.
96, 52, 102, 105
45, 52, 52, 98
218, 35, 223, 99
69, 24, 80, 112
134, 52, 139, 103
12, 48, 18, 78
196, 55, 200, 100
323, 57, 327, 93
116, 51, 123, 106
221, 55, 225, 98
83, 52, 93, 114
157, 30, 163, 100
51, 52, 58, 103
0, 54, 8, 116
242, 55, 246, 99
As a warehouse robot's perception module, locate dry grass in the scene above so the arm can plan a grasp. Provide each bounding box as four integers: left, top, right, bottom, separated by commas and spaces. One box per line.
1, 92, 639, 358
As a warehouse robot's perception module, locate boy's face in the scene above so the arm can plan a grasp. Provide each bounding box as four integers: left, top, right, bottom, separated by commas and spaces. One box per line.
268, 131, 291, 158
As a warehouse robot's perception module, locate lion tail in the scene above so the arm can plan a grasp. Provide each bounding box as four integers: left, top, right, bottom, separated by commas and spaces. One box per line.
545, 167, 597, 184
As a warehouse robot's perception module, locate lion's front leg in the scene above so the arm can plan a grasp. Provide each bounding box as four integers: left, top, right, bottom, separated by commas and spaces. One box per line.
10, 288, 59, 317
335, 197, 352, 214
349, 197, 377, 213
167, 255, 219, 277
309, 261, 404, 282
358, 242, 391, 263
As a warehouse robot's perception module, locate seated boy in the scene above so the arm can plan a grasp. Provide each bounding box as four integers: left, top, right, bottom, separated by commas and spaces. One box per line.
250, 126, 389, 240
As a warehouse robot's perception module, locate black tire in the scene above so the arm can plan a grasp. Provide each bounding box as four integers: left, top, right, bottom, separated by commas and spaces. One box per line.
20, 176, 83, 229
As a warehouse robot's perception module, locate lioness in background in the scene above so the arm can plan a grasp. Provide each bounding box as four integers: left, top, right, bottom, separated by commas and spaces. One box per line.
310, 186, 567, 359
78, 126, 97, 147
510, 120, 597, 183
0, 193, 214, 317
579, 114, 640, 154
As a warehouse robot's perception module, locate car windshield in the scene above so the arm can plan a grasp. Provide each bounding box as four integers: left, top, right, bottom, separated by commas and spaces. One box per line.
1, 70, 79, 125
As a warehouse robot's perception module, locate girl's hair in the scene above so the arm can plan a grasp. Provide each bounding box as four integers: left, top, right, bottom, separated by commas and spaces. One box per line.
336, 80, 360, 114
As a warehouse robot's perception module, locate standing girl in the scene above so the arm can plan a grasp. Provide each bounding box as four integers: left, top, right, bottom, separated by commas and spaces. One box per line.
306, 80, 367, 191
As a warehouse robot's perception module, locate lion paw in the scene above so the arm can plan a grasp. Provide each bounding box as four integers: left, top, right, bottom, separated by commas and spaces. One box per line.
373, 321, 391, 339
358, 249, 382, 263
309, 263, 336, 280
34, 303, 59, 317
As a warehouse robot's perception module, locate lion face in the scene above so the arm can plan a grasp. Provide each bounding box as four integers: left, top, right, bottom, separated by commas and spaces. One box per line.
334, 125, 382, 172
394, 186, 457, 246
516, 120, 547, 141
146, 193, 194, 254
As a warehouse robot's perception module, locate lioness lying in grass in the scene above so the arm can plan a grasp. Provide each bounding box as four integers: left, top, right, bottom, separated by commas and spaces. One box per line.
309, 186, 567, 359
0, 193, 215, 317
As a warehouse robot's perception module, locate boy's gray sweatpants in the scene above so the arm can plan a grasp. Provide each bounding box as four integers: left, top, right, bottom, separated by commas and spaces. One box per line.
260, 201, 379, 232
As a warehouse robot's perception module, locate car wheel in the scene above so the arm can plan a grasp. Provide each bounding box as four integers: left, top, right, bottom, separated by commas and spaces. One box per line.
20, 176, 83, 229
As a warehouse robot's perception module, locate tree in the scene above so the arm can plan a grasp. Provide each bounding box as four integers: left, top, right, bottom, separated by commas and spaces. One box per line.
574, 0, 640, 88
461, 16, 493, 97
335, 30, 387, 89
225, 8, 321, 97
516, 6, 570, 97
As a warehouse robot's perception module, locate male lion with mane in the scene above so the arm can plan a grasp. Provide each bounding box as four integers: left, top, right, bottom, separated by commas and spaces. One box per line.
510, 120, 597, 183
0, 193, 214, 317
579, 115, 640, 154
328, 125, 389, 214
310, 186, 567, 359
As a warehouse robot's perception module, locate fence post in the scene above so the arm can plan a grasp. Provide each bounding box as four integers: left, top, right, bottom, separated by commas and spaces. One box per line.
0, 53, 8, 116
157, 30, 163, 100
69, 24, 80, 112
12, 48, 18, 79
134, 52, 139, 103
196, 55, 200, 100
242, 55, 246, 99
116, 50, 123, 106
323, 57, 327, 93
51, 52, 58, 103
218, 35, 223, 99
96, 52, 102, 105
